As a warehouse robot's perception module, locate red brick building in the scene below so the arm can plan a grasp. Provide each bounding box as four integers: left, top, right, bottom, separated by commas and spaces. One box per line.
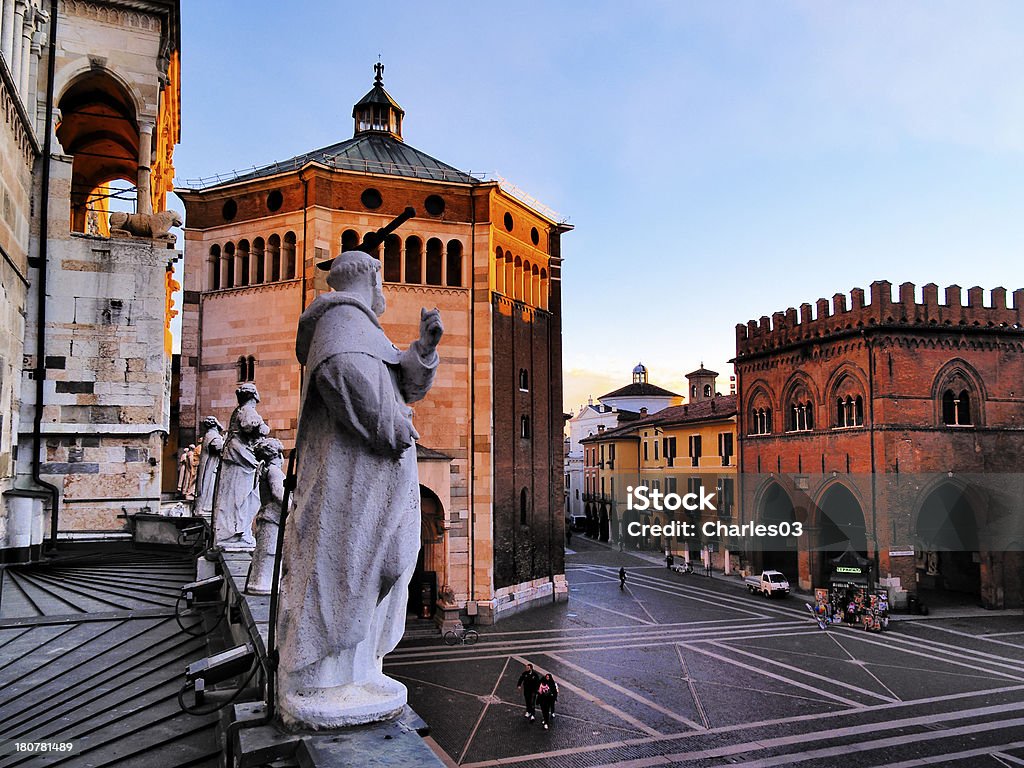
734, 280, 1024, 609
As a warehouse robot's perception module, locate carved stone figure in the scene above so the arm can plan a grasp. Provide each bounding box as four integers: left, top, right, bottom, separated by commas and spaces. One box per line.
195, 416, 225, 515
276, 250, 442, 729
109, 209, 183, 243
175, 445, 191, 496
246, 437, 286, 596
212, 384, 270, 550
182, 443, 201, 501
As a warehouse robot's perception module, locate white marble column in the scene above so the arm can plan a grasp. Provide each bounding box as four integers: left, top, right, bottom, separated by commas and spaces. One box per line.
137, 120, 154, 215
10, 0, 25, 88
17, 5, 31, 96
0, 0, 15, 65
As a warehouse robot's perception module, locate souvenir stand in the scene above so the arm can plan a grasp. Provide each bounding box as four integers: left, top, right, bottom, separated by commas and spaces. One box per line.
827, 547, 888, 631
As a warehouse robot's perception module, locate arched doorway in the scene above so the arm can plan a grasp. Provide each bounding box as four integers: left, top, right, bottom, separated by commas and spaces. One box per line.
409, 485, 445, 619
816, 484, 868, 586
758, 483, 798, 577
916, 483, 981, 604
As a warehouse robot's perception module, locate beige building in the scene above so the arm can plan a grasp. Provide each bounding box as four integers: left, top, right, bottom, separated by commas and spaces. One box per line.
0, 0, 181, 562
177, 66, 571, 623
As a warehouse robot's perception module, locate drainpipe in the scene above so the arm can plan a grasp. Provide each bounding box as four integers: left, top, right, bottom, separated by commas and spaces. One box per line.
468, 183, 476, 602
33, 0, 60, 553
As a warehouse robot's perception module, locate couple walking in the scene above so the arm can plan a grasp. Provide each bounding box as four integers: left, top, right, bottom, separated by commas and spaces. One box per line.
516, 663, 559, 729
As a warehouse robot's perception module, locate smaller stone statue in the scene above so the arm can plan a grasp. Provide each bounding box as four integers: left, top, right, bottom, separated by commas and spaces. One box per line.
195, 416, 225, 515
246, 437, 287, 595
109, 210, 183, 243
176, 445, 191, 496
182, 443, 201, 501
213, 384, 270, 550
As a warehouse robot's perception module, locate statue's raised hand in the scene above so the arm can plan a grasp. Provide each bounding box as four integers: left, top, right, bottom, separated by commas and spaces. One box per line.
419, 307, 443, 351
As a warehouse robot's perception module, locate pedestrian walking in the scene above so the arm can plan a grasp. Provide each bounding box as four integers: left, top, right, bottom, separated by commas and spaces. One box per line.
537, 673, 559, 729
619, 567, 626, 590
516, 662, 541, 722
666, 553, 674, 569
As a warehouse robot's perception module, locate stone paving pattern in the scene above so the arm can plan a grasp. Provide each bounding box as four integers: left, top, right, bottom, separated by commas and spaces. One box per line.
388, 539, 1024, 767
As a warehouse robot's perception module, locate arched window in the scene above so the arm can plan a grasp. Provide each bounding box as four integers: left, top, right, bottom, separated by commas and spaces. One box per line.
446, 240, 463, 287
789, 400, 813, 431
750, 407, 772, 435
246, 355, 255, 382
504, 253, 514, 296
283, 232, 297, 279
425, 238, 442, 285
691, 385, 698, 398
495, 247, 505, 294
405, 235, 422, 284
523, 260, 533, 304
530, 263, 539, 305
942, 389, 972, 426
703, 384, 713, 398
268, 234, 281, 281
237, 240, 250, 287
237, 356, 247, 382
341, 229, 359, 253
513, 256, 523, 301
209, 244, 221, 290
539, 268, 548, 310
223, 242, 235, 288
520, 415, 531, 439
253, 237, 265, 284
520, 488, 529, 526
519, 369, 529, 391
383, 234, 402, 282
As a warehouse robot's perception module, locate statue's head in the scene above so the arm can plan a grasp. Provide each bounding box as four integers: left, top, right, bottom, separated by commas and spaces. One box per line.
326, 250, 386, 316
201, 415, 224, 432
236, 382, 260, 404
253, 436, 284, 464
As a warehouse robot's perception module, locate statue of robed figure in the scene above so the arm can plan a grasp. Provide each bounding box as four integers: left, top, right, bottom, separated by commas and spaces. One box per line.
276, 248, 442, 729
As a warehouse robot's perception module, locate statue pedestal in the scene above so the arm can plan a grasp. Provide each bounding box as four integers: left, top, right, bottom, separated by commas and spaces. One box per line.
278, 676, 408, 730
234, 702, 444, 767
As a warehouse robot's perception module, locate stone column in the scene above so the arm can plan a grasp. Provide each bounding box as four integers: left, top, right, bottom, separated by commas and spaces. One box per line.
1, 0, 15, 63
10, 0, 25, 89
17, 4, 30, 96
137, 120, 155, 215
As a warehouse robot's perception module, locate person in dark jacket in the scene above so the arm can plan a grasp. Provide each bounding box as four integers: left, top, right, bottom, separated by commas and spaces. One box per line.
619, 567, 626, 590
516, 663, 541, 721
537, 673, 559, 729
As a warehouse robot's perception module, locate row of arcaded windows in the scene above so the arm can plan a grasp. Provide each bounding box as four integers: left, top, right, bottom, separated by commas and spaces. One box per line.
208, 232, 297, 291
752, 390, 974, 435
344, 229, 463, 288
493, 246, 549, 310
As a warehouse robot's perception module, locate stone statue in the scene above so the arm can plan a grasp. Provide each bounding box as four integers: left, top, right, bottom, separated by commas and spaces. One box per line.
246, 437, 286, 596
182, 443, 201, 501
176, 445, 191, 496
276, 249, 442, 729
212, 384, 270, 550
109, 210, 183, 243
195, 416, 225, 515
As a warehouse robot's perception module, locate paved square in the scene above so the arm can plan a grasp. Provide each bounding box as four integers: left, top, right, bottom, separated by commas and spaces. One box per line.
388, 539, 1024, 767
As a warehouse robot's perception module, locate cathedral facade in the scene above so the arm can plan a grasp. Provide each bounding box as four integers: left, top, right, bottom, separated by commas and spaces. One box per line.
177, 67, 570, 622
0, 0, 181, 562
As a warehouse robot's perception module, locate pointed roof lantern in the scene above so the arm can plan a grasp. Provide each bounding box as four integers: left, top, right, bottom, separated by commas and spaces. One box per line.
353, 62, 405, 141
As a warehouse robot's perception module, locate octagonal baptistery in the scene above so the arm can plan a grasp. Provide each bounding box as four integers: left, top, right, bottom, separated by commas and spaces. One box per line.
176, 65, 572, 624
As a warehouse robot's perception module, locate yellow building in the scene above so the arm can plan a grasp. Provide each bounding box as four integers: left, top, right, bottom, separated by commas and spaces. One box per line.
581, 367, 739, 572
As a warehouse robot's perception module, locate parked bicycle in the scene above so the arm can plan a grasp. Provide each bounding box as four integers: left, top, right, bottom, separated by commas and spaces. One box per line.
443, 625, 479, 646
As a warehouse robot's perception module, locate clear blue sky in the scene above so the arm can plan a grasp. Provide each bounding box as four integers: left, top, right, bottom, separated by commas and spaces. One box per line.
174, 1, 1024, 410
